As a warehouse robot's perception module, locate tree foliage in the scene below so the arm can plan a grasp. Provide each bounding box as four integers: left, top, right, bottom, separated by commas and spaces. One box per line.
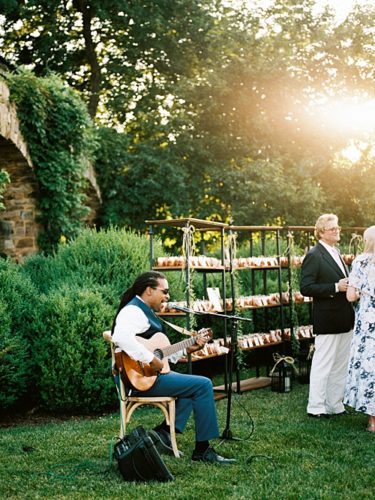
1, 0, 375, 232
0, 169, 10, 211
0, 0, 214, 119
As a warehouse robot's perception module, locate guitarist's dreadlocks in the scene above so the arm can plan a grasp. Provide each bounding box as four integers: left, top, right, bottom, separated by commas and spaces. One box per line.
111, 271, 167, 334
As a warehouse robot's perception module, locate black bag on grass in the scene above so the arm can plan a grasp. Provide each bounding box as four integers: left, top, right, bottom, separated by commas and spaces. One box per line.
113, 426, 174, 482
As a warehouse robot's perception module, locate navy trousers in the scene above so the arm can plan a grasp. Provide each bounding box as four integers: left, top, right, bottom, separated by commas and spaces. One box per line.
134, 371, 220, 442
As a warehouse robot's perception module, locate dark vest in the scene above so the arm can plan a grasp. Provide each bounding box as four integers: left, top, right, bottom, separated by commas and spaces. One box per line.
127, 296, 165, 339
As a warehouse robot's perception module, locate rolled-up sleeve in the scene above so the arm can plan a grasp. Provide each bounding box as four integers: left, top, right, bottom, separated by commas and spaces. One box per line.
112, 305, 154, 364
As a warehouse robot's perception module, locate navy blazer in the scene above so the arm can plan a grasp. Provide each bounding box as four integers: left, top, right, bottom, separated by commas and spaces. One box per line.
300, 242, 354, 334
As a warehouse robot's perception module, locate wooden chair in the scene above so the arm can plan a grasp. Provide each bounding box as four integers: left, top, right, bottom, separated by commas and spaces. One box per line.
103, 331, 180, 458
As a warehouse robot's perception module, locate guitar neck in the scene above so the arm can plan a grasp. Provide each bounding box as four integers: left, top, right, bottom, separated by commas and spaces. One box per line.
161, 336, 199, 358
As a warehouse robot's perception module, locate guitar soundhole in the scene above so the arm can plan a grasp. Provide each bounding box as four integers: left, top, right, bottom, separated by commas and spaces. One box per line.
154, 348, 163, 360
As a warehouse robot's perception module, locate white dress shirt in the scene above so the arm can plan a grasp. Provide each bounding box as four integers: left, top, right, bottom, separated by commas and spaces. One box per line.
112, 298, 155, 364
319, 240, 347, 276
319, 240, 347, 293
112, 296, 183, 364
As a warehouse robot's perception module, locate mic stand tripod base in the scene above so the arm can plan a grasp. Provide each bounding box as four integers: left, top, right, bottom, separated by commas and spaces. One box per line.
221, 427, 241, 441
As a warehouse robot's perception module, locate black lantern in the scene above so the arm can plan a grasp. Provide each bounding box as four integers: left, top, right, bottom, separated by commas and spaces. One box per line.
270, 356, 293, 393
297, 342, 314, 384
297, 357, 311, 384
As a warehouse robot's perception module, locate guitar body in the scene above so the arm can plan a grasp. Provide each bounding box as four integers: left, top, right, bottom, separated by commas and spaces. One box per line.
116, 332, 171, 392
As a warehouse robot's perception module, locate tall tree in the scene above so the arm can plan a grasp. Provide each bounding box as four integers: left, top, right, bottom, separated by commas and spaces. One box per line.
1, 0, 374, 233
0, 0, 215, 119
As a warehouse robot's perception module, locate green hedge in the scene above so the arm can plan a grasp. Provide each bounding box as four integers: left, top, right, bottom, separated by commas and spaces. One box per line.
21, 226, 184, 302
31, 286, 115, 412
0, 299, 29, 409
0, 227, 187, 413
0, 260, 38, 410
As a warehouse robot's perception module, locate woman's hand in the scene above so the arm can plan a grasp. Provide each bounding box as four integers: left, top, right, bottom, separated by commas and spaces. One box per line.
346, 285, 360, 302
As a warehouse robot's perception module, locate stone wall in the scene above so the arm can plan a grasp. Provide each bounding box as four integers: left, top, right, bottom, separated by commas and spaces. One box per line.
0, 136, 40, 260
0, 76, 39, 261
0, 75, 101, 261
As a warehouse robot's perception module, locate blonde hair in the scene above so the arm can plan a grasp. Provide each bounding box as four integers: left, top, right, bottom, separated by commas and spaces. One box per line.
314, 213, 338, 240
363, 226, 375, 260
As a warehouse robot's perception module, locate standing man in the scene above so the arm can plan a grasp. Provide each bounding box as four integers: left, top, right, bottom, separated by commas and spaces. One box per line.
112, 270, 235, 464
300, 214, 354, 418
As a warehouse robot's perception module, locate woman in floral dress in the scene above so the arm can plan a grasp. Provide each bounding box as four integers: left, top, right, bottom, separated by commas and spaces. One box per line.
344, 226, 375, 432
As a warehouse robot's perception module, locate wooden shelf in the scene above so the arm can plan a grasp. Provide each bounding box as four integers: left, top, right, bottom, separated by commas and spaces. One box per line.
146, 217, 228, 230
153, 266, 225, 271
234, 265, 281, 271
229, 225, 283, 231
214, 376, 271, 393
239, 341, 283, 351
214, 392, 228, 401
178, 351, 227, 363
238, 303, 284, 310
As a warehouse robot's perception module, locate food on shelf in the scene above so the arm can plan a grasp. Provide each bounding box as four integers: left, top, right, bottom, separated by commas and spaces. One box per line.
237, 330, 283, 349
232, 256, 280, 268
291, 255, 305, 267
155, 255, 222, 268
160, 289, 312, 315
293, 291, 305, 304
279, 256, 289, 267
178, 339, 229, 361
296, 325, 314, 338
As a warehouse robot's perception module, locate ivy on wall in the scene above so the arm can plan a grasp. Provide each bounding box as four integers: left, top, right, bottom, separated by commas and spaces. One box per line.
0, 169, 10, 211
7, 69, 96, 253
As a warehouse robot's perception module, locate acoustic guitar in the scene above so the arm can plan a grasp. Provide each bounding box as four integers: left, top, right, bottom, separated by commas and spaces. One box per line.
115, 329, 212, 391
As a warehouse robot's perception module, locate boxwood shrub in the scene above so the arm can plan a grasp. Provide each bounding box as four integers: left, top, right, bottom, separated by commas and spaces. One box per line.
0, 260, 39, 410
0, 227, 189, 413
0, 299, 29, 410
31, 286, 116, 412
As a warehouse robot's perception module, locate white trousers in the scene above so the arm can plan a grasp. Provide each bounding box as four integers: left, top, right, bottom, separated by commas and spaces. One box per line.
307, 330, 353, 415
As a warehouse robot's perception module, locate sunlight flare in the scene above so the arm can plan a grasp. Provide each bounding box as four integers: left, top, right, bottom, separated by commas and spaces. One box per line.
308, 97, 375, 138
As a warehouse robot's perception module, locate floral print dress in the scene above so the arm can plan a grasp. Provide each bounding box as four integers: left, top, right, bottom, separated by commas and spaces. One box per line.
344, 253, 375, 416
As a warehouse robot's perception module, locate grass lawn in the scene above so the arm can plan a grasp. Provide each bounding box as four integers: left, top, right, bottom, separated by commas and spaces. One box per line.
1, 383, 373, 499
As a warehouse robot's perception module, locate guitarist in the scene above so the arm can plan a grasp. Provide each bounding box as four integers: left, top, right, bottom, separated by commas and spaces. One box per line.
111, 271, 235, 465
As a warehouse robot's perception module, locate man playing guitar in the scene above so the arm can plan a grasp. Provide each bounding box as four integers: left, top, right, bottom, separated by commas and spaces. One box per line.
111, 271, 235, 464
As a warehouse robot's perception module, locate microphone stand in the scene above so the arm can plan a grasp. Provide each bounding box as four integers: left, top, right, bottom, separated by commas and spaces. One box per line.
172, 306, 251, 441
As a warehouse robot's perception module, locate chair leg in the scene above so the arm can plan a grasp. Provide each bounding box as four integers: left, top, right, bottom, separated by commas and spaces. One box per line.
167, 399, 180, 458
118, 380, 127, 438
116, 396, 180, 458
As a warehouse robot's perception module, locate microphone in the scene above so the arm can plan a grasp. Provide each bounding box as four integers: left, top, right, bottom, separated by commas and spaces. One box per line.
168, 303, 252, 322
169, 303, 191, 313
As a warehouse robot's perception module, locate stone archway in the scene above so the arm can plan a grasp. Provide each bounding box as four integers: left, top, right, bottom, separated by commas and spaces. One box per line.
0, 77, 101, 261
0, 78, 40, 261
0, 135, 40, 261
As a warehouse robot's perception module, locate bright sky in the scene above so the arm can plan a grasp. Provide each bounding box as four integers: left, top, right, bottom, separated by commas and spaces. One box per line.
245, 0, 373, 23
247, 0, 375, 162
314, 0, 373, 22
